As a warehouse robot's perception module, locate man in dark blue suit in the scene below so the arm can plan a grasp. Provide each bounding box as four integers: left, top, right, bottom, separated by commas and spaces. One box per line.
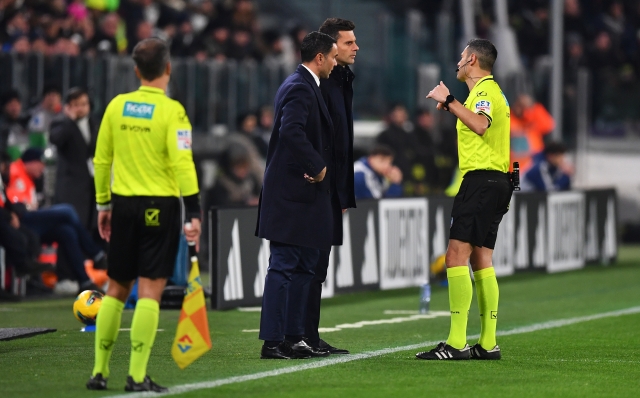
256, 31, 339, 359
302, 18, 359, 355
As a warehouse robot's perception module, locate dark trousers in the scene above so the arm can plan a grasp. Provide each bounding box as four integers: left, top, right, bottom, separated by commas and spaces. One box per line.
304, 249, 330, 344
21, 204, 102, 284
259, 241, 319, 342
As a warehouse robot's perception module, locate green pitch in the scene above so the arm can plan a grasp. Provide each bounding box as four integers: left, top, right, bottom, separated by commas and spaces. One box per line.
2, 246, 640, 397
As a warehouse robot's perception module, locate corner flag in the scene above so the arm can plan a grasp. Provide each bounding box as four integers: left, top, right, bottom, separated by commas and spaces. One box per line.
171, 241, 212, 369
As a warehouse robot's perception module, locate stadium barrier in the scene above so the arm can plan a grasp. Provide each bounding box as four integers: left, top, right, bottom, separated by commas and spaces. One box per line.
208, 189, 617, 310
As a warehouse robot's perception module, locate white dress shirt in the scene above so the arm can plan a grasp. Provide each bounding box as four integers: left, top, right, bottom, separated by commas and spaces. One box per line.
301, 64, 320, 87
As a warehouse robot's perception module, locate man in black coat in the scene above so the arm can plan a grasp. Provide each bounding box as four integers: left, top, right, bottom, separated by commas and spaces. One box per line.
302, 18, 359, 355
255, 32, 338, 359
49, 88, 98, 231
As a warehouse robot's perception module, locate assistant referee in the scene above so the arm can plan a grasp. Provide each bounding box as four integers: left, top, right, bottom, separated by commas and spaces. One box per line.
87, 38, 201, 391
416, 39, 511, 361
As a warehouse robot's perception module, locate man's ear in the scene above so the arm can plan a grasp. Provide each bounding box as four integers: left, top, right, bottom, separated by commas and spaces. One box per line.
134, 66, 141, 80
166, 62, 172, 76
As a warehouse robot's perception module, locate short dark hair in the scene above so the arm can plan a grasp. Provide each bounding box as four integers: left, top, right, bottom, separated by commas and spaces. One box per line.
544, 141, 567, 156
369, 144, 395, 158
132, 38, 170, 81
300, 31, 336, 63
42, 84, 61, 97
319, 18, 356, 40
466, 38, 498, 71
65, 87, 88, 104
0, 89, 20, 108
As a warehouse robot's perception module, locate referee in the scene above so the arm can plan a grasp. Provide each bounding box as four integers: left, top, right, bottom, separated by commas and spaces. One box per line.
87, 38, 201, 391
416, 39, 511, 361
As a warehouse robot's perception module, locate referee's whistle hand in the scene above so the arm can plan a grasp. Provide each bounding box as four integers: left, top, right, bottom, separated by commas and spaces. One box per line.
98, 210, 112, 242
184, 218, 202, 252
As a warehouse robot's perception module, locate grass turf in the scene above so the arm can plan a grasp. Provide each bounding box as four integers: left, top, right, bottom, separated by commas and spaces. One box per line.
1, 246, 639, 397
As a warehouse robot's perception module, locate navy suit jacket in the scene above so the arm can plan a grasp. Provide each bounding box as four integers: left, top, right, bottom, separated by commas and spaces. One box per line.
255, 65, 336, 251
320, 65, 356, 211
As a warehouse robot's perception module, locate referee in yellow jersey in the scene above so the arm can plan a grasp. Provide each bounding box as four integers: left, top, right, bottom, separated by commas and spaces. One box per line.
416, 39, 511, 361
87, 38, 201, 391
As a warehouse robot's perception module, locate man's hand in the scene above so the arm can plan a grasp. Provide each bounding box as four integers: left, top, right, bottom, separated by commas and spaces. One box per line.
98, 210, 112, 242
184, 218, 202, 252
304, 167, 327, 183
426, 81, 451, 104
386, 166, 403, 185
10, 212, 19, 229
63, 104, 77, 120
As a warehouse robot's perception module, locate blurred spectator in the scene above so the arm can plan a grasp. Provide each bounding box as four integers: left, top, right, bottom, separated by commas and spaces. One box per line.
522, 141, 572, 192
564, 0, 590, 39
0, 152, 53, 281
255, 105, 273, 155
87, 12, 120, 55
288, 25, 308, 63
5, 147, 106, 293
205, 143, 261, 207
376, 103, 430, 196
127, 19, 153, 52
412, 108, 450, 193
49, 88, 97, 231
237, 111, 268, 158
226, 27, 260, 61
0, 89, 30, 160
0, 9, 29, 47
225, 112, 265, 183
510, 93, 554, 172
9, 35, 30, 54
353, 144, 402, 199
514, 0, 550, 67
170, 17, 197, 57
564, 33, 588, 135
197, 20, 230, 60
28, 84, 62, 143
231, 0, 257, 32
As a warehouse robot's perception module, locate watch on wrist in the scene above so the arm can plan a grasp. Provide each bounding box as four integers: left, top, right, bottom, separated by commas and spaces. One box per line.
443, 94, 455, 111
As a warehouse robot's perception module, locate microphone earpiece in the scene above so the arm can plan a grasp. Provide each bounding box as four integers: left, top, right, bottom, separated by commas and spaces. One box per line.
456, 59, 472, 72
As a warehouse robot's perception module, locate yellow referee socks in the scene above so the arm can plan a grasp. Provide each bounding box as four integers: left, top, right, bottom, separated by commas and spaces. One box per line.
93, 296, 124, 378
129, 298, 160, 383
474, 267, 499, 349
445, 266, 473, 349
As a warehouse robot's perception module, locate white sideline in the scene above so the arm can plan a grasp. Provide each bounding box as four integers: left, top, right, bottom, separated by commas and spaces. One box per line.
105, 306, 640, 398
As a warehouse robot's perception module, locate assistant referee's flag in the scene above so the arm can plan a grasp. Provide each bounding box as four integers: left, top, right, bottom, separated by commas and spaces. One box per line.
172, 242, 212, 369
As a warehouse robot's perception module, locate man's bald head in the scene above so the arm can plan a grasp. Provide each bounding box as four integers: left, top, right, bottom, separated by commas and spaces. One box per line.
132, 38, 170, 81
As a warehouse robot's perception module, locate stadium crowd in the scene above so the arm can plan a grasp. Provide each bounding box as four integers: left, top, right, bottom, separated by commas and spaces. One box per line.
0, 0, 305, 63
3, 0, 637, 300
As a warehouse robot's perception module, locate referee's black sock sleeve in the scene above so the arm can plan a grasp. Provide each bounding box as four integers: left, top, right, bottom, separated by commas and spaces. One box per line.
183, 193, 202, 221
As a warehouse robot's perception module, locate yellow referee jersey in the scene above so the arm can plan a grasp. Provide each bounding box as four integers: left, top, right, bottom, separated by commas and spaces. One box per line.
94, 86, 199, 205
456, 75, 510, 174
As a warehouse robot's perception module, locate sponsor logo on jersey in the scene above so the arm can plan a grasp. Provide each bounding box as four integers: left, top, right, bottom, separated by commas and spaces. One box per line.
123, 102, 155, 119
120, 124, 151, 133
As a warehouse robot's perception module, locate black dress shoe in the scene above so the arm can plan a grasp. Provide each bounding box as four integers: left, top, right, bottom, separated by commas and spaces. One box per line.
291, 340, 330, 358
261, 343, 290, 359
124, 375, 168, 392
318, 339, 350, 355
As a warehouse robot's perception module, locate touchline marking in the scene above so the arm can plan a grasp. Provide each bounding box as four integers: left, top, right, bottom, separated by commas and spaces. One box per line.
242, 311, 451, 334
105, 306, 640, 398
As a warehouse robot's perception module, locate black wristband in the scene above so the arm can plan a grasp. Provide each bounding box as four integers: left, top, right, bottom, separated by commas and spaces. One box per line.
443, 94, 455, 111
183, 193, 201, 220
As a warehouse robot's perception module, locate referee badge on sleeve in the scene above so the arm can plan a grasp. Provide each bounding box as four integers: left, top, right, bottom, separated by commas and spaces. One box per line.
475, 100, 491, 114
177, 130, 192, 150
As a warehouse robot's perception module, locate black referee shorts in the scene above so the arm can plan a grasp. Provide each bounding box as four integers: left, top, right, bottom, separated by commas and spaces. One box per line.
449, 170, 512, 249
108, 194, 181, 281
